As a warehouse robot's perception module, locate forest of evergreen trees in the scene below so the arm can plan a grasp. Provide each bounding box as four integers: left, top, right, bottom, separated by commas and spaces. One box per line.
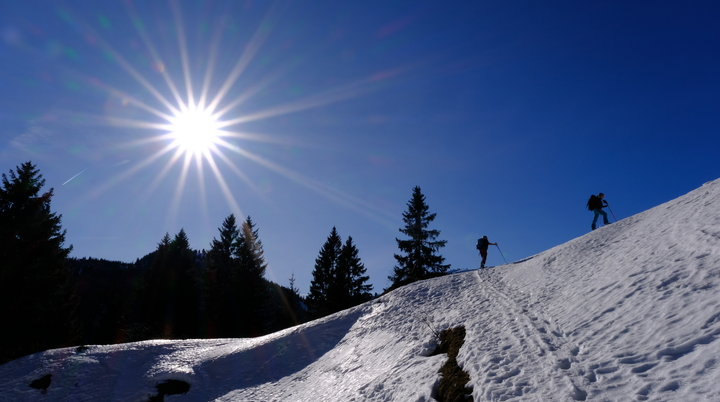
0, 162, 449, 364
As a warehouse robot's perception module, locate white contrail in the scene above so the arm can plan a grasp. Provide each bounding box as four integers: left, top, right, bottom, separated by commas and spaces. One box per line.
62, 167, 90, 185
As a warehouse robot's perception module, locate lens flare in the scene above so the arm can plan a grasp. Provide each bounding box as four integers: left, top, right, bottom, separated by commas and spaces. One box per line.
168, 106, 220, 156
58, 1, 402, 228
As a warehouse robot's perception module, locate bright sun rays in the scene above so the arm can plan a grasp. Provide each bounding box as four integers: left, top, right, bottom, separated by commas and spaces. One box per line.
63, 0, 400, 226
166, 105, 221, 157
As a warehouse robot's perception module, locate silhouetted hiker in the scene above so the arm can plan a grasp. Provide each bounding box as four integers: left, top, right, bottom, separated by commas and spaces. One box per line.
587, 192, 610, 230
476, 235, 498, 269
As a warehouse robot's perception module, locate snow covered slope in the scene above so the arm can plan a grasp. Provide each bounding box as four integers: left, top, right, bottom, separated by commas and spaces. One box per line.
1, 179, 720, 401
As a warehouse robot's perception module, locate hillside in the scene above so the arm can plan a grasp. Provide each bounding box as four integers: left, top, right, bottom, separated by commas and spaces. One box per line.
1, 179, 719, 401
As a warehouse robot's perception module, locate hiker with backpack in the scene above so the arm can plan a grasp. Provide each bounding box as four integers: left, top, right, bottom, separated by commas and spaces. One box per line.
587, 193, 611, 230
476, 235, 498, 269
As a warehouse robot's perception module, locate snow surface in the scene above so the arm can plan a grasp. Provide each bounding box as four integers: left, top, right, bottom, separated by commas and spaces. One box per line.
2, 179, 720, 401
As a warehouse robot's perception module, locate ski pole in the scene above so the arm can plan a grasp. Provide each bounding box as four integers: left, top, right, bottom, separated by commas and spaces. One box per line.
496, 244, 508, 264
606, 203, 618, 222
608, 207, 617, 222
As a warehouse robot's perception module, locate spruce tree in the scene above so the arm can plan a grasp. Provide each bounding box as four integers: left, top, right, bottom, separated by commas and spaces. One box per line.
206, 214, 239, 275
233, 216, 268, 336
236, 216, 267, 280
142, 232, 172, 337
336, 236, 373, 308
168, 229, 201, 338
388, 186, 449, 291
307, 227, 342, 318
143, 229, 200, 339
0, 162, 75, 363
205, 214, 240, 337
308, 229, 372, 318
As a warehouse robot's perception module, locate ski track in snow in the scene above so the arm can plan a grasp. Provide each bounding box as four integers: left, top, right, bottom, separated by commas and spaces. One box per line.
2, 179, 720, 401
499, 180, 720, 401
464, 268, 588, 401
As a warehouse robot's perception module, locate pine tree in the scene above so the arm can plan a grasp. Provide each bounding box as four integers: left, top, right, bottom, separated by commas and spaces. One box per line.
232, 216, 268, 336
0, 162, 75, 363
336, 236, 373, 308
205, 214, 239, 275
289, 273, 299, 296
308, 229, 372, 318
205, 214, 240, 337
157, 232, 172, 258
142, 232, 172, 338
307, 227, 342, 318
236, 216, 267, 280
388, 186, 449, 291
168, 229, 201, 338
143, 229, 201, 339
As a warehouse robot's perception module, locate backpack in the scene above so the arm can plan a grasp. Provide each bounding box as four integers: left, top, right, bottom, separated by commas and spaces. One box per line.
476, 238, 489, 250
587, 195, 599, 211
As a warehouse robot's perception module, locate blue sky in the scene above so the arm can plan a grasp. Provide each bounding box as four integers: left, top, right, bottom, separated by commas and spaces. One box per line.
1, 0, 718, 293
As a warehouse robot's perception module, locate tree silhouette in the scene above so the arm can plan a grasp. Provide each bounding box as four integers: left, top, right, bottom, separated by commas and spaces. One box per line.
388, 186, 449, 291
232, 216, 268, 336
0, 162, 75, 363
168, 229, 202, 338
308, 228, 372, 318
307, 227, 342, 318
332, 236, 373, 309
143, 229, 201, 339
205, 214, 240, 337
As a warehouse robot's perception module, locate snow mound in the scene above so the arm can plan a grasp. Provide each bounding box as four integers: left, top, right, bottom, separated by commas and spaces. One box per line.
1, 178, 719, 401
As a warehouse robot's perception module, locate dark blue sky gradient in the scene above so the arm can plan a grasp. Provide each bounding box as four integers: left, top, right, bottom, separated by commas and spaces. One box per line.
1, 1, 718, 292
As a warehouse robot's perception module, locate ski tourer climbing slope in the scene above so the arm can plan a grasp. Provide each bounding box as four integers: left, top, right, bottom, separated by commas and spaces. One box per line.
476, 235, 497, 269
587, 192, 611, 230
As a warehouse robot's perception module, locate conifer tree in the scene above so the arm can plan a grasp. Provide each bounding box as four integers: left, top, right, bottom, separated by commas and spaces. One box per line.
0, 162, 75, 363
333, 236, 373, 309
307, 227, 342, 318
142, 232, 172, 337
205, 214, 240, 337
168, 229, 201, 338
206, 214, 239, 275
308, 229, 372, 318
232, 216, 268, 336
157, 232, 172, 259
143, 229, 200, 338
236, 216, 267, 281
388, 186, 449, 291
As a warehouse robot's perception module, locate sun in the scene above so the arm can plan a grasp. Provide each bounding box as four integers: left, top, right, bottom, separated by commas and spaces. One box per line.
81, 0, 394, 226
168, 105, 221, 156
